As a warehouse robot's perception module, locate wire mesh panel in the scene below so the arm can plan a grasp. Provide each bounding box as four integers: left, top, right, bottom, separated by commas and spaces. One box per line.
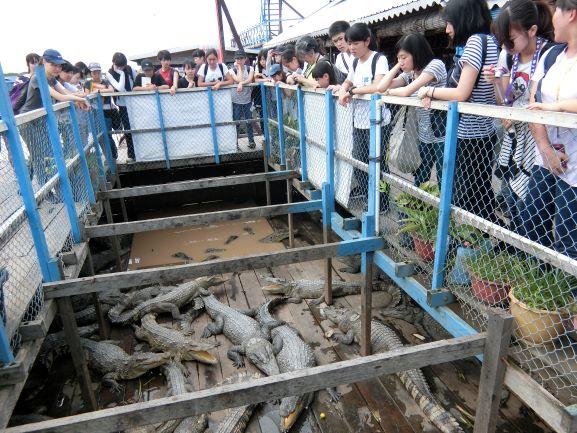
303, 91, 326, 190
78, 109, 102, 194
281, 88, 299, 170
267, 86, 281, 165
333, 97, 355, 208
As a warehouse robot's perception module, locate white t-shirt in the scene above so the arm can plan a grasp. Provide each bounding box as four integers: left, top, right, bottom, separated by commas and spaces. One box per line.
400, 59, 447, 143
346, 51, 390, 129
496, 50, 533, 108
335, 52, 353, 75
532, 48, 577, 186
198, 63, 230, 83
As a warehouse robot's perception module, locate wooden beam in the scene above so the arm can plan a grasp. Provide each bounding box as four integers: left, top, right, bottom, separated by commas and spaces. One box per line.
473, 309, 513, 433
0, 363, 25, 386
19, 300, 57, 342
44, 238, 384, 298
98, 171, 297, 200
85, 201, 322, 238
1, 333, 486, 433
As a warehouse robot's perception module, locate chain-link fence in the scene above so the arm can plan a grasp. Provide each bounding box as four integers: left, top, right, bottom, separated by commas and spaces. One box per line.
99, 86, 265, 170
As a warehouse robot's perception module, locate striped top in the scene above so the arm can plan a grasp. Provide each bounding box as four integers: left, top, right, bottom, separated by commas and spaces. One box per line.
457, 34, 499, 139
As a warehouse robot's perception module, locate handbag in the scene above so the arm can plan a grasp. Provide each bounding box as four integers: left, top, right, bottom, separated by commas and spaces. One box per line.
388, 105, 421, 174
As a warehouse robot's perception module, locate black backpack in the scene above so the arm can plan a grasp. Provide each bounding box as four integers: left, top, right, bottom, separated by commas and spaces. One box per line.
447, 34, 488, 88
352, 52, 383, 83
534, 43, 567, 103
9, 77, 30, 115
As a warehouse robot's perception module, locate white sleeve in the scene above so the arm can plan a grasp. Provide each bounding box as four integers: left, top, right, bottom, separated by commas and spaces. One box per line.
197, 64, 206, 77
346, 65, 355, 83
496, 49, 509, 75
335, 54, 346, 74
532, 49, 550, 83
222, 63, 230, 75
375, 55, 389, 76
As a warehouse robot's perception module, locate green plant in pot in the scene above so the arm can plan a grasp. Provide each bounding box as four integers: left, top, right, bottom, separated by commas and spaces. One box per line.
464, 250, 522, 305
510, 263, 575, 345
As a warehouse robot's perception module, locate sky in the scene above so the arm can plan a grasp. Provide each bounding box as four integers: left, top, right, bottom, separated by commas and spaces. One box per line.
0, 0, 324, 74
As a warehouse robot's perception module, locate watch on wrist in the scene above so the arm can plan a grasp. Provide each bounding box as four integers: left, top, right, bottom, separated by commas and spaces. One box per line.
348, 86, 356, 96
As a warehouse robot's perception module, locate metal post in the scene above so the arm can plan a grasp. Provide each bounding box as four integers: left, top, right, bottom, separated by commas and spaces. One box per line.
207, 87, 221, 164
325, 91, 335, 203
154, 90, 171, 169
36, 66, 82, 243
87, 109, 108, 189
96, 94, 116, 175
430, 102, 459, 305
284, 162, 294, 248
0, 320, 14, 364
68, 103, 96, 206
322, 183, 333, 305
275, 84, 286, 166
260, 82, 272, 205
296, 86, 308, 182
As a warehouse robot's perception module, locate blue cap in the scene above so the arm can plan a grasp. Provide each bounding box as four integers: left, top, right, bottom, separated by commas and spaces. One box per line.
267, 64, 282, 77
42, 49, 67, 65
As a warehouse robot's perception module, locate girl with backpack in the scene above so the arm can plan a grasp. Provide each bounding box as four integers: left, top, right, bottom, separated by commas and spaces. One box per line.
417, 0, 499, 222
377, 33, 447, 187
522, 0, 577, 259
484, 0, 554, 230
196, 49, 234, 90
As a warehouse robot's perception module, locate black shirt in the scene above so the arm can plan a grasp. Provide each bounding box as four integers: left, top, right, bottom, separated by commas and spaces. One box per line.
133, 73, 167, 88
20, 75, 58, 114
177, 76, 197, 88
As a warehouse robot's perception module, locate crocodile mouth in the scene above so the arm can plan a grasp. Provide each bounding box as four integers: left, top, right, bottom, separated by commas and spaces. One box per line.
261, 283, 285, 294
281, 404, 303, 432
191, 350, 218, 364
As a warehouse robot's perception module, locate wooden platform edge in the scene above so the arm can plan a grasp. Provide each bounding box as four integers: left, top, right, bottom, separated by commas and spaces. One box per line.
0, 333, 486, 433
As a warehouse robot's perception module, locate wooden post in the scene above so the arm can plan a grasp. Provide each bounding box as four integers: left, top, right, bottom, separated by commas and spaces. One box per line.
85, 251, 109, 339
263, 147, 272, 206
283, 163, 294, 248
102, 198, 122, 270
56, 296, 97, 410
321, 183, 333, 305
473, 309, 513, 433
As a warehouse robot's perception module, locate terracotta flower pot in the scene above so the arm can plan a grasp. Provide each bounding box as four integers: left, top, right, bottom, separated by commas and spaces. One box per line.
412, 236, 435, 262
470, 275, 510, 305
509, 290, 569, 345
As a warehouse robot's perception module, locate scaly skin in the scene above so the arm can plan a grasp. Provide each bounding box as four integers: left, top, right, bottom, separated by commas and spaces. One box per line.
214, 373, 262, 433
199, 289, 282, 376
324, 307, 464, 433
256, 298, 317, 432
80, 338, 170, 392
134, 313, 218, 364
108, 285, 173, 323
40, 324, 99, 366
109, 276, 222, 325
262, 277, 399, 305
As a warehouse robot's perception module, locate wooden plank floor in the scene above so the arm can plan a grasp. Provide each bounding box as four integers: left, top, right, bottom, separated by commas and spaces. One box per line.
66, 213, 552, 433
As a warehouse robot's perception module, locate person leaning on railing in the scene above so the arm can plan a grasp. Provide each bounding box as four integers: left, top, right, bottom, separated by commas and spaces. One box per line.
377, 32, 447, 187
522, 0, 577, 259
196, 49, 234, 91
85, 62, 116, 156
417, 0, 499, 222
229, 50, 256, 149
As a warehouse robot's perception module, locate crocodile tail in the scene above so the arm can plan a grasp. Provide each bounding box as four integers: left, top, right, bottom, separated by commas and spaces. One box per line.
399, 371, 464, 433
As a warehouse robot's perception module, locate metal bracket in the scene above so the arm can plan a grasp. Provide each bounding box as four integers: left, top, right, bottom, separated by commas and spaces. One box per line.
426, 288, 455, 308
394, 262, 416, 278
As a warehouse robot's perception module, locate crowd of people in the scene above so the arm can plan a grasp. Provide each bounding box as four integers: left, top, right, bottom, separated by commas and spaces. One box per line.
7, 0, 577, 261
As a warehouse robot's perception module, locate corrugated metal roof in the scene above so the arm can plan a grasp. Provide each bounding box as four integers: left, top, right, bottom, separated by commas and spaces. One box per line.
264, 0, 507, 47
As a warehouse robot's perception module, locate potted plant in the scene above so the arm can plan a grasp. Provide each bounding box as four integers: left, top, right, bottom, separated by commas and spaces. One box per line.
395, 182, 440, 260
510, 264, 574, 345
464, 250, 520, 304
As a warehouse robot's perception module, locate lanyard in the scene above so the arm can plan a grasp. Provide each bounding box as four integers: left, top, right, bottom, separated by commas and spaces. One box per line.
504, 37, 543, 106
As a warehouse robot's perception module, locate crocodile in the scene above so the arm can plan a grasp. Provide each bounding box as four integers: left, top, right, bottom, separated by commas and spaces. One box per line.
206, 248, 226, 254
39, 324, 99, 367
109, 277, 222, 325
80, 338, 170, 393
161, 361, 209, 433
134, 313, 218, 364
214, 372, 263, 433
255, 298, 337, 432
261, 277, 400, 306
198, 289, 282, 376
259, 229, 298, 244
323, 306, 464, 433
108, 285, 174, 324
243, 226, 255, 236
172, 252, 193, 261
225, 235, 239, 245
337, 255, 361, 274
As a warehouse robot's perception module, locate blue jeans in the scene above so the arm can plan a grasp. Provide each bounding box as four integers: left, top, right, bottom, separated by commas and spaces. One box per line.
519, 165, 577, 259
414, 140, 444, 186
232, 102, 254, 143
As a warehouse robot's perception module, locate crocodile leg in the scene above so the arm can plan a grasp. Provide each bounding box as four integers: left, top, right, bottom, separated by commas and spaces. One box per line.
326, 387, 342, 402
331, 330, 355, 345
102, 373, 123, 394
272, 334, 284, 356
202, 315, 224, 338
239, 308, 257, 317
261, 320, 286, 338
228, 345, 246, 368
148, 302, 182, 320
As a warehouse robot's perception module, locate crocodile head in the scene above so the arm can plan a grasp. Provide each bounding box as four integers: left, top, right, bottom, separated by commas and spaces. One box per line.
261, 277, 293, 295
197, 275, 225, 289
185, 342, 219, 364
280, 393, 314, 432
322, 305, 351, 326
125, 351, 170, 378
244, 337, 280, 376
